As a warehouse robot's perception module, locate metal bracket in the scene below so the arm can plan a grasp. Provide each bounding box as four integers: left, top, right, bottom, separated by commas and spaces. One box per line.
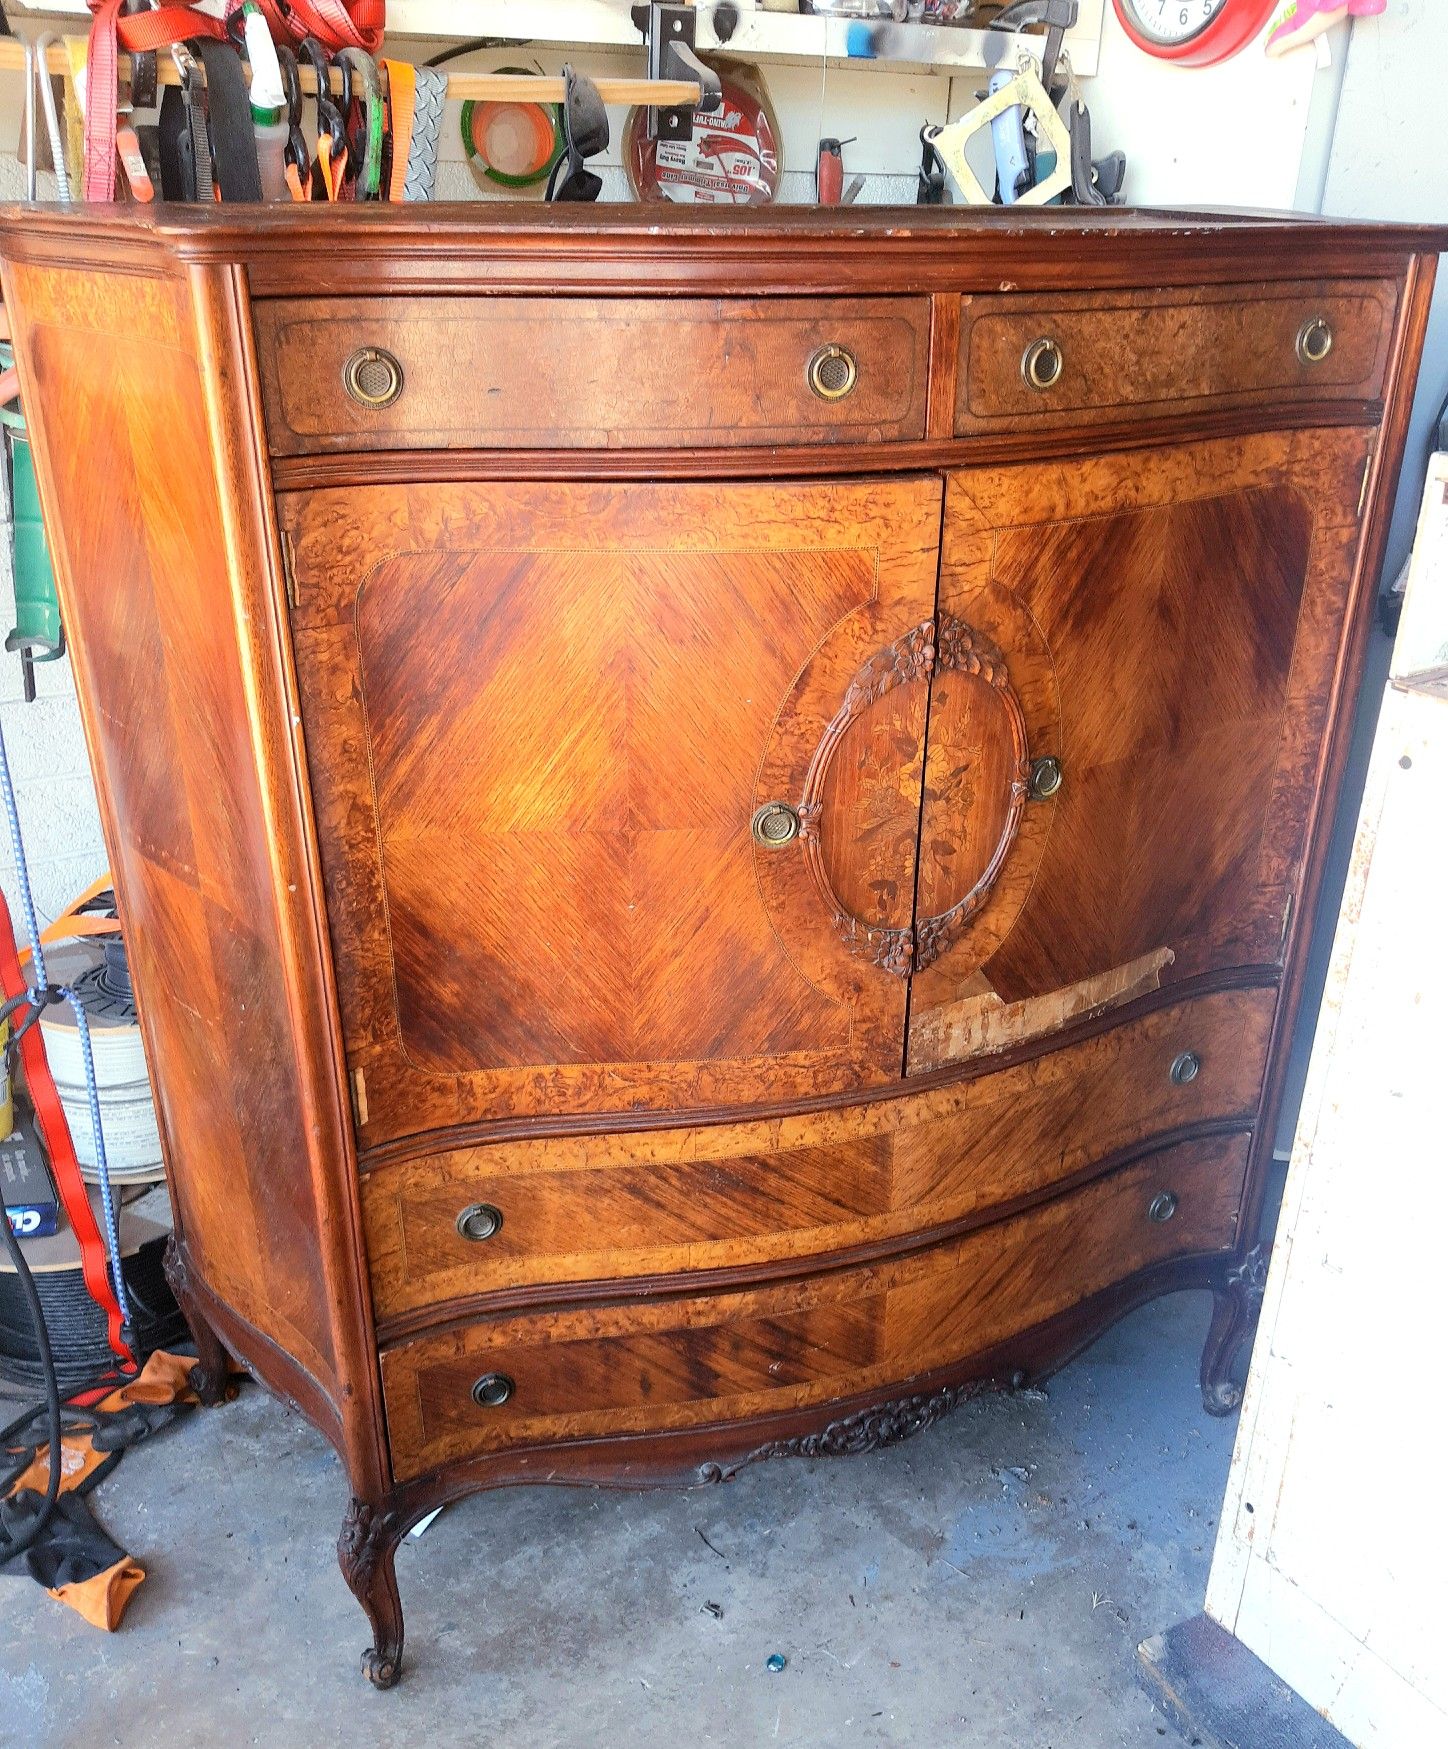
916, 124, 947, 206
631, 3, 723, 141
988, 0, 1079, 95
924, 64, 1071, 208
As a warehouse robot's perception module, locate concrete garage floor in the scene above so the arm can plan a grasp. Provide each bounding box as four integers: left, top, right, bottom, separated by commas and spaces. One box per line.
2, 1290, 1239, 1748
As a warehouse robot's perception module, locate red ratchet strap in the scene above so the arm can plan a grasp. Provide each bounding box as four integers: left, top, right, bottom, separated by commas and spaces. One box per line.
84, 0, 385, 201
227, 0, 383, 53
83, 1, 227, 202
0, 890, 134, 1370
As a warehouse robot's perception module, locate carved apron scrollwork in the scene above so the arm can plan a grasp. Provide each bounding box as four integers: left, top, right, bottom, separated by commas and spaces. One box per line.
695, 1380, 1000, 1483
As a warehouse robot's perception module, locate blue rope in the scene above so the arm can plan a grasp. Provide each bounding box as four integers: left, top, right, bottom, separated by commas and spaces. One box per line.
0, 716, 130, 1330
0, 731, 45, 990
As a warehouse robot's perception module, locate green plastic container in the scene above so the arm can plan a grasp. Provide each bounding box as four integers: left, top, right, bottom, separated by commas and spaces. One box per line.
5, 427, 66, 696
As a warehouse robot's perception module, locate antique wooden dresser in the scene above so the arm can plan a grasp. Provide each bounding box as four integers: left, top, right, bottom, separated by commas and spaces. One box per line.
0, 205, 1440, 1685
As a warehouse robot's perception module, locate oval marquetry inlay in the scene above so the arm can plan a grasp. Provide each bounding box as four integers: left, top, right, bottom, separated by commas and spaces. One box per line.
797, 615, 1028, 978
911, 618, 1030, 972
796, 620, 933, 976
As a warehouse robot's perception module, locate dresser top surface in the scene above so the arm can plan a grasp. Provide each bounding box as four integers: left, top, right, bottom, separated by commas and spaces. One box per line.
1, 202, 1443, 298
1, 200, 1444, 242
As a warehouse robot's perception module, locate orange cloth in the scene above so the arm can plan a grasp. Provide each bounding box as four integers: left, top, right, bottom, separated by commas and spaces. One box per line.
8, 1431, 110, 1499
49, 1555, 147, 1631
12, 1349, 199, 1496
102, 1348, 198, 1409
4, 1350, 202, 1631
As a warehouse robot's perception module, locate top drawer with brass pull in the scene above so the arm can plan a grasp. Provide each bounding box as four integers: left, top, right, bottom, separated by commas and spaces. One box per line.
956, 279, 1398, 433
254, 295, 930, 456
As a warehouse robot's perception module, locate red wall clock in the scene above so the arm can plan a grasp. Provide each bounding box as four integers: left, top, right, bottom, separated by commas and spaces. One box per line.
1112, 0, 1277, 65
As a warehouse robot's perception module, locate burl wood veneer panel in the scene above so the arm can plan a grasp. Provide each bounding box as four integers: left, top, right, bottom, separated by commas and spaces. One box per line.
364, 985, 1273, 1321
909, 426, 1374, 1069
255, 295, 931, 454
0, 260, 356, 1425
382, 1134, 1250, 1480
284, 475, 943, 1143
957, 279, 1397, 433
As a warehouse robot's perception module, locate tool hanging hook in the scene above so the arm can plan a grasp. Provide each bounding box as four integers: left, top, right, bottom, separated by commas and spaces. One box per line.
631, 2, 723, 141
22, 34, 72, 204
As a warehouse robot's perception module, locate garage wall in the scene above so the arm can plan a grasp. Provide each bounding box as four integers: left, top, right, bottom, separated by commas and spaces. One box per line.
0, 147, 109, 928
1272, 0, 1448, 1155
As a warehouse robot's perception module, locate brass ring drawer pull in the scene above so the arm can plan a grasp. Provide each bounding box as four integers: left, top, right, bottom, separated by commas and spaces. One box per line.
1296, 317, 1333, 366
1170, 1049, 1202, 1086
752, 802, 801, 847
1148, 1191, 1179, 1224
343, 346, 405, 409
471, 1372, 515, 1409
807, 344, 858, 401
1027, 755, 1062, 800
455, 1202, 503, 1243
1021, 337, 1064, 391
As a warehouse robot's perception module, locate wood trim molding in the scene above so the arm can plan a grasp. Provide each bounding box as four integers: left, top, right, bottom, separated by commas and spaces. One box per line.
267, 401, 1390, 492
799, 617, 938, 980
3, 205, 1444, 296
798, 611, 1028, 979
191, 262, 394, 1498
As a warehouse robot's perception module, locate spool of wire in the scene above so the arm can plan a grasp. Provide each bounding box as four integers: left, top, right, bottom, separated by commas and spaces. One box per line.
460, 67, 562, 193
0, 1206, 184, 1396
39, 940, 163, 1184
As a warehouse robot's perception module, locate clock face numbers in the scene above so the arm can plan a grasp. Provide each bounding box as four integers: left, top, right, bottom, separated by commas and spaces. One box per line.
1113, 0, 1275, 64
1120, 0, 1229, 47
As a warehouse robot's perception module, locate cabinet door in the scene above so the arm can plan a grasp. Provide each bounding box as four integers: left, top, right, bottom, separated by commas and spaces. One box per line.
283, 477, 943, 1144
909, 427, 1374, 1072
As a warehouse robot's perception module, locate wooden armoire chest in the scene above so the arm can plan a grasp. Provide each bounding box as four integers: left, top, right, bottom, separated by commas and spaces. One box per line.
0, 205, 1439, 1686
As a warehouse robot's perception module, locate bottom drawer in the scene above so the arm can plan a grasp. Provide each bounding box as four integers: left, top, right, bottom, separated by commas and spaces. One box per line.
382, 1133, 1249, 1482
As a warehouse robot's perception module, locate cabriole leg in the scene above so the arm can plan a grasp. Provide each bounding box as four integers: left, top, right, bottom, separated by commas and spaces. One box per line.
162, 1238, 238, 1406
338, 1496, 406, 1688
1200, 1242, 1271, 1416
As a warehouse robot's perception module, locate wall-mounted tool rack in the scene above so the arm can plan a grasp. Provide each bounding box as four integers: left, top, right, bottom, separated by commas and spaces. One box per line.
4, 0, 1106, 79
0, 36, 701, 109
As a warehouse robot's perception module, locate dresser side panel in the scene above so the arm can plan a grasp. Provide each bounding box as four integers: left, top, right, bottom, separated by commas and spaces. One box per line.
0, 254, 383, 1489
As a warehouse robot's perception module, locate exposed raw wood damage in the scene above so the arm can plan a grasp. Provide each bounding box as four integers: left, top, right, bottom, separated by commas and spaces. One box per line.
908, 947, 1176, 1072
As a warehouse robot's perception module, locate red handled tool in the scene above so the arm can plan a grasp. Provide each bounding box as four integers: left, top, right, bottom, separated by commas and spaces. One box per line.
817, 135, 856, 206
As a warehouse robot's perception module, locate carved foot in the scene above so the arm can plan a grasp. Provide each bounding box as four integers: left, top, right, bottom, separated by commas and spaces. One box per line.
362, 1646, 401, 1690
338, 1496, 405, 1689
1200, 1243, 1271, 1418
162, 1238, 238, 1406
